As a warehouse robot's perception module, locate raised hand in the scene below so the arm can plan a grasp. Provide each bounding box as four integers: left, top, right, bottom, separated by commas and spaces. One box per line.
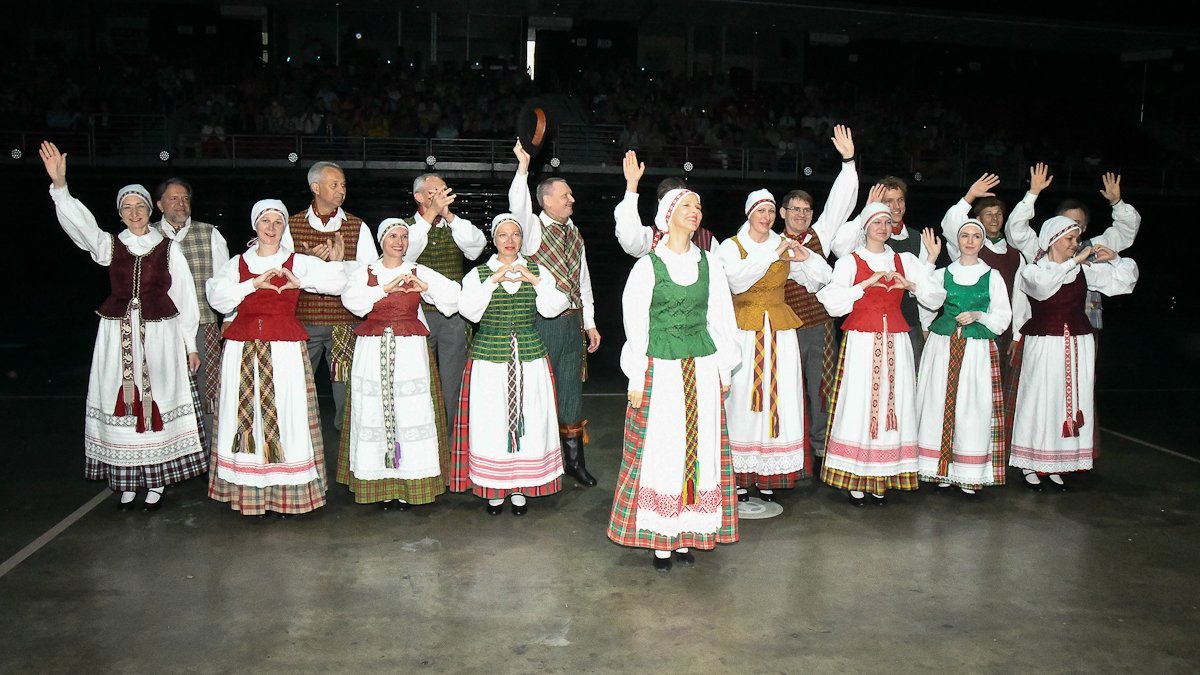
1100, 172, 1122, 205
1029, 162, 1054, 195
866, 182, 887, 205
39, 140, 68, 188
922, 227, 942, 263
623, 150, 646, 192
966, 173, 1000, 203
831, 124, 854, 160
513, 138, 531, 174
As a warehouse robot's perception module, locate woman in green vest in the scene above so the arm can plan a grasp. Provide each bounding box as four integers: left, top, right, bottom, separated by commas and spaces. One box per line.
607, 189, 741, 573
915, 219, 1012, 496
449, 214, 570, 515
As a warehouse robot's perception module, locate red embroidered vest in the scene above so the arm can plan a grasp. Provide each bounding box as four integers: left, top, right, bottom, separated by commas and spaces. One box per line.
1021, 272, 1094, 337
96, 237, 179, 320
223, 254, 308, 342
840, 252, 910, 333
354, 268, 430, 337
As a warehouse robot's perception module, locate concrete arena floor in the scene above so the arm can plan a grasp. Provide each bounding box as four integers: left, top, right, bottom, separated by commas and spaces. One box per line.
1, 394, 1199, 674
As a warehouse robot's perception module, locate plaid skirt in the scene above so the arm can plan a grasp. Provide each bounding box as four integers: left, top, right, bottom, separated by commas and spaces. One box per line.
335, 345, 450, 504
607, 360, 738, 551
208, 349, 327, 515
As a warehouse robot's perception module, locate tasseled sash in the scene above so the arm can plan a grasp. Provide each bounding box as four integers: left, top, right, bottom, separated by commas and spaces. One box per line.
1061, 324, 1084, 438
330, 324, 356, 382
113, 298, 163, 434
680, 356, 700, 506
506, 331, 525, 453
380, 327, 402, 468
868, 316, 899, 439
749, 328, 781, 438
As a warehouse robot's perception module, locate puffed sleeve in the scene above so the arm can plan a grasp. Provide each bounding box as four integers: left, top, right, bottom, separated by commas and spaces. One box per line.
901, 252, 945, 310
1091, 201, 1141, 254
209, 226, 231, 279
50, 184, 115, 265
416, 264, 462, 317
458, 267, 494, 323
614, 190, 654, 258
717, 237, 777, 293
619, 257, 653, 392
167, 244, 199, 353
509, 171, 542, 256
788, 249, 832, 292
405, 215, 432, 262
918, 268, 947, 332
1020, 259, 1077, 301
340, 264, 385, 318
579, 250, 596, 331
1082, 256, 1139, 297
810, 160, 859, 254
1004, 192, 1040, 262
354, 222, 380, 267
205, 255, 256, 314
816, 254, 865, 318
293, 254, 349, 295
978, 269, 1013, 335
940, 198, 972, 261
534, 269, 570, 318
449, 216, 487, 260
705, 254, 741, 386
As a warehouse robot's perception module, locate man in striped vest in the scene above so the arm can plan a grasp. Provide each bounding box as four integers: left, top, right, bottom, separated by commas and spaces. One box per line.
404, 173, 486, 435
155, 177, 229, 450
510, 142, 601, 487
779, 123, 859, 469
283, 161, 378, 431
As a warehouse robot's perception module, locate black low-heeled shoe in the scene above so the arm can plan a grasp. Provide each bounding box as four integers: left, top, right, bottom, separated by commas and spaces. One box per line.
847, 492, 866, 507
117, 497, 138, 512
758, 489, 776, 502
141, 498, 163, 512
1047, 475, 1068, 492
511, 501, 528, 516
653, 556, 673, 573
737, 488, 749, 503
486, 502, 504, 516
1022, 472, 1044, 492
674, 550, 695, 566
870, 493, 888, 507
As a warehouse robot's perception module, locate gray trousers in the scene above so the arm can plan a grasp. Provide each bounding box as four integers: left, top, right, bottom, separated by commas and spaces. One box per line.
425, 311, 469, 435
795, 322, 831, 456
305, 324, 348, 429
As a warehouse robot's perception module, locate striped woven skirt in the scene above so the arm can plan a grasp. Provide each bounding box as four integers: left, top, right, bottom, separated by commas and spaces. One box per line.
608, 356, 737, 551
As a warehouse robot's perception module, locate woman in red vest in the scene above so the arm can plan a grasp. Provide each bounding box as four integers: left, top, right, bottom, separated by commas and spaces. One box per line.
1009, 216, 1138, 491
817, 202, 943, 506
40, 140, 206, 512
337, 218, 461, 510
205, 199, 348, 517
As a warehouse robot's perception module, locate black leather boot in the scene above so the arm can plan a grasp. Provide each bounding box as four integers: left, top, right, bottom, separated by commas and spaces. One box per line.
562, 434, 597, 486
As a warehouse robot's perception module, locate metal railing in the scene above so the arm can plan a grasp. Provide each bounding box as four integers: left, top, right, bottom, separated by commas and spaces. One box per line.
5, 116, 1198, 195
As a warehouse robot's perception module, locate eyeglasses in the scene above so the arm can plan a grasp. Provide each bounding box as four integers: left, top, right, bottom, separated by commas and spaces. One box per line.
784, 207, 813, 215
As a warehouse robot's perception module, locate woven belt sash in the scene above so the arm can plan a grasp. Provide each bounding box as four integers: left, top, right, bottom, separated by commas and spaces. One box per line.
233, 339, 284, 463
113, 298, 163, 434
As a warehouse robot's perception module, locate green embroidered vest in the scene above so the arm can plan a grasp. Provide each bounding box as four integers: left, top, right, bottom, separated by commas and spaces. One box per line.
929, 267, 997, 340
470, 262, 548, 363
646, 251, 717, 360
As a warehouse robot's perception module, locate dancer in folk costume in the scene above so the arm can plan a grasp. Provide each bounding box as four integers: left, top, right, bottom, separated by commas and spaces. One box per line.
206, 200, 348, 517
337, 219, 461, 510
717, 189, 832, 502
613, 151, 719, 257
1009, 216, 1137, 491
40, 140, 206, 512
450, 214, 569, 516
817, 203, 943, 507
608, 188, 741, 573
916, 219, 1012, 496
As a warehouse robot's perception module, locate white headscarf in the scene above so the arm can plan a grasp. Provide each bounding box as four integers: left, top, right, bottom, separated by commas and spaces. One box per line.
958, 218, 985, 236
1038, 215, 1080, 252
860, 202, 893, 229
655, 188, 698, 232
250, 199, 289, 230
743, 188, 775, 216
376, 217, 409, 244
116, 184, 152, 214
490, 213, 522, 237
